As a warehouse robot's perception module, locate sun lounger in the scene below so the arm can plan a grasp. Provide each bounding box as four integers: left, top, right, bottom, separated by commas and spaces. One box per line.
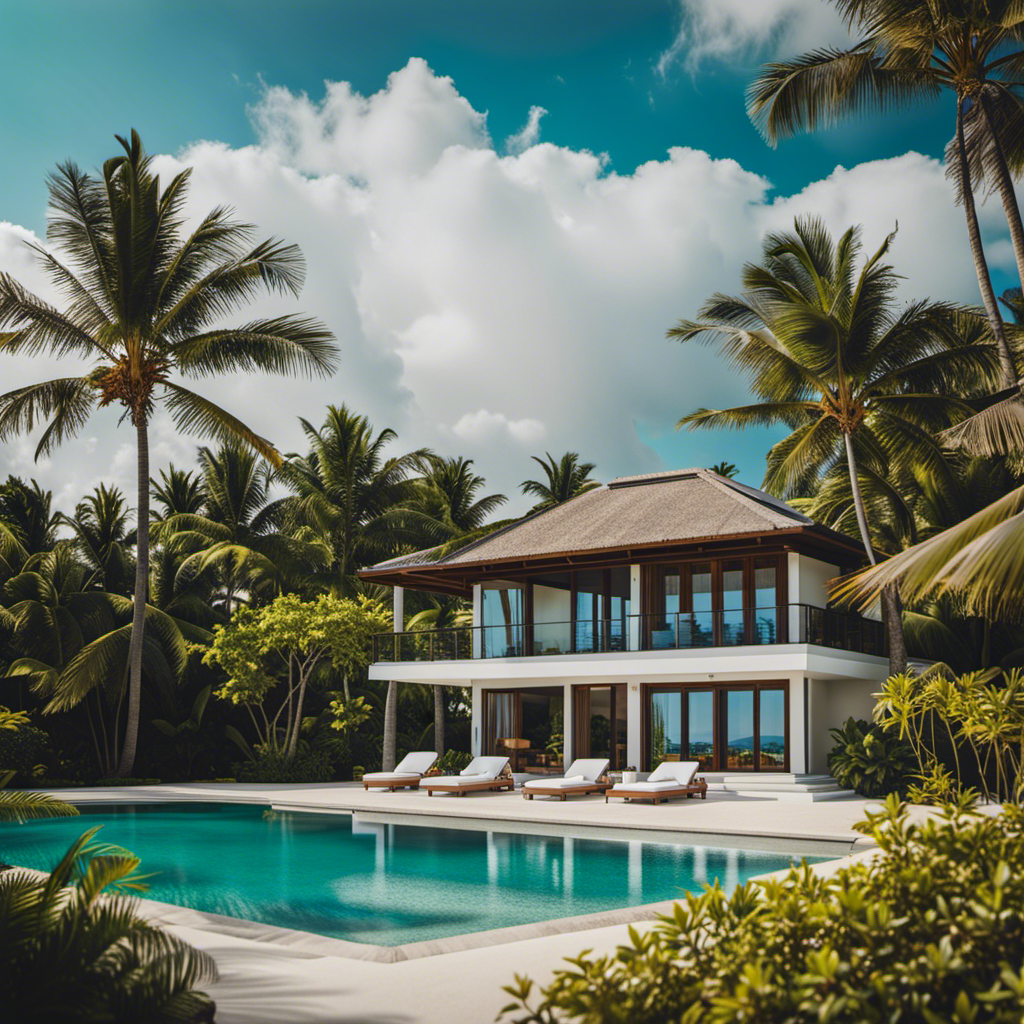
521, 759, 610, 800
605, 760, 707, 804
362, 751, 438, 791
421, 756, 513, 796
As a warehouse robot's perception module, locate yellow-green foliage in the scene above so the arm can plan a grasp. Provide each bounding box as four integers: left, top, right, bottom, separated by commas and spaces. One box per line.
501, 797, 1024, 1024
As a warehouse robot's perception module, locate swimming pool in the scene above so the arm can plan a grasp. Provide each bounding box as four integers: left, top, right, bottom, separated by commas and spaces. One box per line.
0, 802, 829, 946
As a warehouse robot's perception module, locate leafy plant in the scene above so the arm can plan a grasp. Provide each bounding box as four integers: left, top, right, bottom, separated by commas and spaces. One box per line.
501, 796, 1024, 1024
0, 826, 217, 1022
827, 717, 913, 798
430, 749, 472, 775
152, 684, 213, 779
0, 769, 77, 823
0, 707, 53, 784
232, 747, 334, 783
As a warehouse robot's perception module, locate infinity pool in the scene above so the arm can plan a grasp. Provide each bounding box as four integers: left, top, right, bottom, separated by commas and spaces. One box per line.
0, 802, 828, 946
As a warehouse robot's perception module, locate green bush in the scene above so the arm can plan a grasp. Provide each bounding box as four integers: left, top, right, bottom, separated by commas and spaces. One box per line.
501, 797, 1024, 1024
431, 750, 472, 774
233, 748, 334, 783
827, 716, 913, 798
0, 720, 53, 785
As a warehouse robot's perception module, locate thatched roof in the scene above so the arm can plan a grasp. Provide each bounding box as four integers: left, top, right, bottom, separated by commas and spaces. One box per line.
359, 469, 864, 595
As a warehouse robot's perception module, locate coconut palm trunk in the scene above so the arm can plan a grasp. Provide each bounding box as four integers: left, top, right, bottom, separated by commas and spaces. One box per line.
434, 685, 445, 757
957, 97, 1018, 390
382, 680, 397, 771
843, 433, 907, 675
117, 417, 150, 776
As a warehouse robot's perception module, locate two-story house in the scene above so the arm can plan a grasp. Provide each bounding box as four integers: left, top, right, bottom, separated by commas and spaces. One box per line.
359, 468, 888, 781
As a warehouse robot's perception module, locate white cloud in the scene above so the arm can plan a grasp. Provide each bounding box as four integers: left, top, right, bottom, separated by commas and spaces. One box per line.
657, 0, 852, 77
505, 106, 548, 155
0, 59, 1016, 516
449, 409, 546, 446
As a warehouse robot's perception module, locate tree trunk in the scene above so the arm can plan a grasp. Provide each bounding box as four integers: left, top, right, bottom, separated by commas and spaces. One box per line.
957, 96, 1017, 389
382, 680, 398, 771
980, 89, 1024, 361
843, 433, 906, 676
286, 673, 308, 760
434, 685, 445, 757
116, 417, 150, 777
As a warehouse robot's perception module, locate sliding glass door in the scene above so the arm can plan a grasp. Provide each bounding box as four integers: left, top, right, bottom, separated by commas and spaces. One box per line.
646, 683, 788, 771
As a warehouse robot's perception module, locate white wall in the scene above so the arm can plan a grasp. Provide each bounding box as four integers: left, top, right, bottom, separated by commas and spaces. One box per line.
533, 584, 571, 623
807, 676, 879, 773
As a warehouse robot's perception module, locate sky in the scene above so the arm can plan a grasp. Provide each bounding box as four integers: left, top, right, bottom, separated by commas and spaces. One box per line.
0, 0, 1019, 516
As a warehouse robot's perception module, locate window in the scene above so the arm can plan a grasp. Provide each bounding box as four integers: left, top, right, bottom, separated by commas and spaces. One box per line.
481, 585, 524, 658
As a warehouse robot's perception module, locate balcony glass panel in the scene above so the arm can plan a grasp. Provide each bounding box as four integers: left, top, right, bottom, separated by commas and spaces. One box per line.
689, 564, 713, 647
753, 562, 778, 644
531, 572, 572, 655
481, 585, 524, 658
721, 561, 745, 645
574, 569, 604, 653
608, 567, 631, 651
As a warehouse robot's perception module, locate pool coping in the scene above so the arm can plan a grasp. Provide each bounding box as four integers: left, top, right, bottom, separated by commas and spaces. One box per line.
5, 791, 869, 963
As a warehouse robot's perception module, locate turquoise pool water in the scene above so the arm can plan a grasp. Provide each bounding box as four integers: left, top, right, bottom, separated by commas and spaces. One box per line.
0, 802, 827, 946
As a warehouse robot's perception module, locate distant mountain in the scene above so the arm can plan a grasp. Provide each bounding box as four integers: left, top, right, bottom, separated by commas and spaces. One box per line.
727, 736, 784, 749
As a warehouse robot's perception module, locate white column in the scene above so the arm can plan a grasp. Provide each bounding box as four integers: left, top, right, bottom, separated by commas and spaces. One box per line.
393, 586, 404, 632
471, 682, 482, 756
562, 684, 573, 771
472, 584, 483, 659
787, 552, 800, 642
789, 673, 807, 775
626, 682, 642, 769
629, 564, 641, 651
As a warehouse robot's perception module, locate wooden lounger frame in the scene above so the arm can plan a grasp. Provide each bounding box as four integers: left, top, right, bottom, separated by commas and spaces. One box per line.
523, 780, 611, 801
362, 776, 423, 792
605, 778, 708, 805
422, 777, 515, 797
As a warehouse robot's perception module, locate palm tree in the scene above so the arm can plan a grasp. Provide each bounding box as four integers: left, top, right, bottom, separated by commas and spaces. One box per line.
151, 465, 205, 521
520, 452, 600, 512
163, 444, 324, 612
277, 405, 426, 596
61, 484, 134, 595
0, 131, 337, 775
709, 461, 739, 479
0, 476, 59, 555
669, 216, 1001, 674
747, 0, 1024, 388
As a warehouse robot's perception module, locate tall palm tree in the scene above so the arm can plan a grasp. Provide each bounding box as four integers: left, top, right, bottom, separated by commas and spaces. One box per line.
520, 452, 600, 512
709, 461, 739, 479
748, 0, 1024, 388
0, 131, 337, 775
151, 465, 205, 521
669, 217, 1001, 674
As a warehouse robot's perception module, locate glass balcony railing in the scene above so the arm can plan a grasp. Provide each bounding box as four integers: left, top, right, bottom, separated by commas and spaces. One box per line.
371, 604, 887, 663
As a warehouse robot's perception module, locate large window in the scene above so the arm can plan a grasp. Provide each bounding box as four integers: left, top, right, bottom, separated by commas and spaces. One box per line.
526, 568, 632, 655
646, 556, 784, 649
573, 684, 627, 769
481, 584, 524, 658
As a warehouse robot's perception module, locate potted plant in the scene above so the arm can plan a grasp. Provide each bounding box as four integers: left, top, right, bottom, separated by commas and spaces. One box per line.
352, 766, 365, 782
622, 765, 638, 784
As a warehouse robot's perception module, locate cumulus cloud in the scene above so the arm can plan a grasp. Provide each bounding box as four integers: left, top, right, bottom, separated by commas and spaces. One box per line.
657, 0, 852, 77
505, 106, 548, 155
0, 59, 1014, 516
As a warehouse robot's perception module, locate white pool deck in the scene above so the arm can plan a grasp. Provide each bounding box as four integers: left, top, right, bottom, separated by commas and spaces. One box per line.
26, 781, 931, 1024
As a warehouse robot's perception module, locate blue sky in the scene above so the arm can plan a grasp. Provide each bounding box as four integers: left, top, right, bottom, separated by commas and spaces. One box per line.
0, 1, 1012, 509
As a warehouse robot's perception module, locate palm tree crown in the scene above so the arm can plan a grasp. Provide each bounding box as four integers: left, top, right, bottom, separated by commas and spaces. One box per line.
0, 130, 338, 775
520, 452, 600, 512
669, 216, 1001, 672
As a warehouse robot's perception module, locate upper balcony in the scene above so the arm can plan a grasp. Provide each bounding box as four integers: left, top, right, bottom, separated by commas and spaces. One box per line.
372, 604, 886, 663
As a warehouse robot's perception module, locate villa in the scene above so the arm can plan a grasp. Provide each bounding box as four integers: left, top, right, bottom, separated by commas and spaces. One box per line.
360, 468, 889, 785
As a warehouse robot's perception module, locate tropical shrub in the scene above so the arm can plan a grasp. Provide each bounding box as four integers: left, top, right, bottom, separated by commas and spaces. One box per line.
0, 827, 217, 1022
233, 747, 334, 783
0, 707, 54, 784
430, 750, 473, 775
501, 797, 1024, 1024
827, 717, 913, 797
875, 670, 1024, 803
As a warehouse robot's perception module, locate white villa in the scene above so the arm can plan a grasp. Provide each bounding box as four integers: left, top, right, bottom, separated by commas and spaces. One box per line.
360, 469, 890, 783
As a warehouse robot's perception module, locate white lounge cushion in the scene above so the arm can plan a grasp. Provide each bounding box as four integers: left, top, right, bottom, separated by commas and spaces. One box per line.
392, 751, 438, 775
562, 758, 610, 783
610, 779, 681, 793
362, 771, 421, 781
425, 772, 497, 786
458, 756, 510, 779
647, 760, 700, 786
523, 777, 596, 790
